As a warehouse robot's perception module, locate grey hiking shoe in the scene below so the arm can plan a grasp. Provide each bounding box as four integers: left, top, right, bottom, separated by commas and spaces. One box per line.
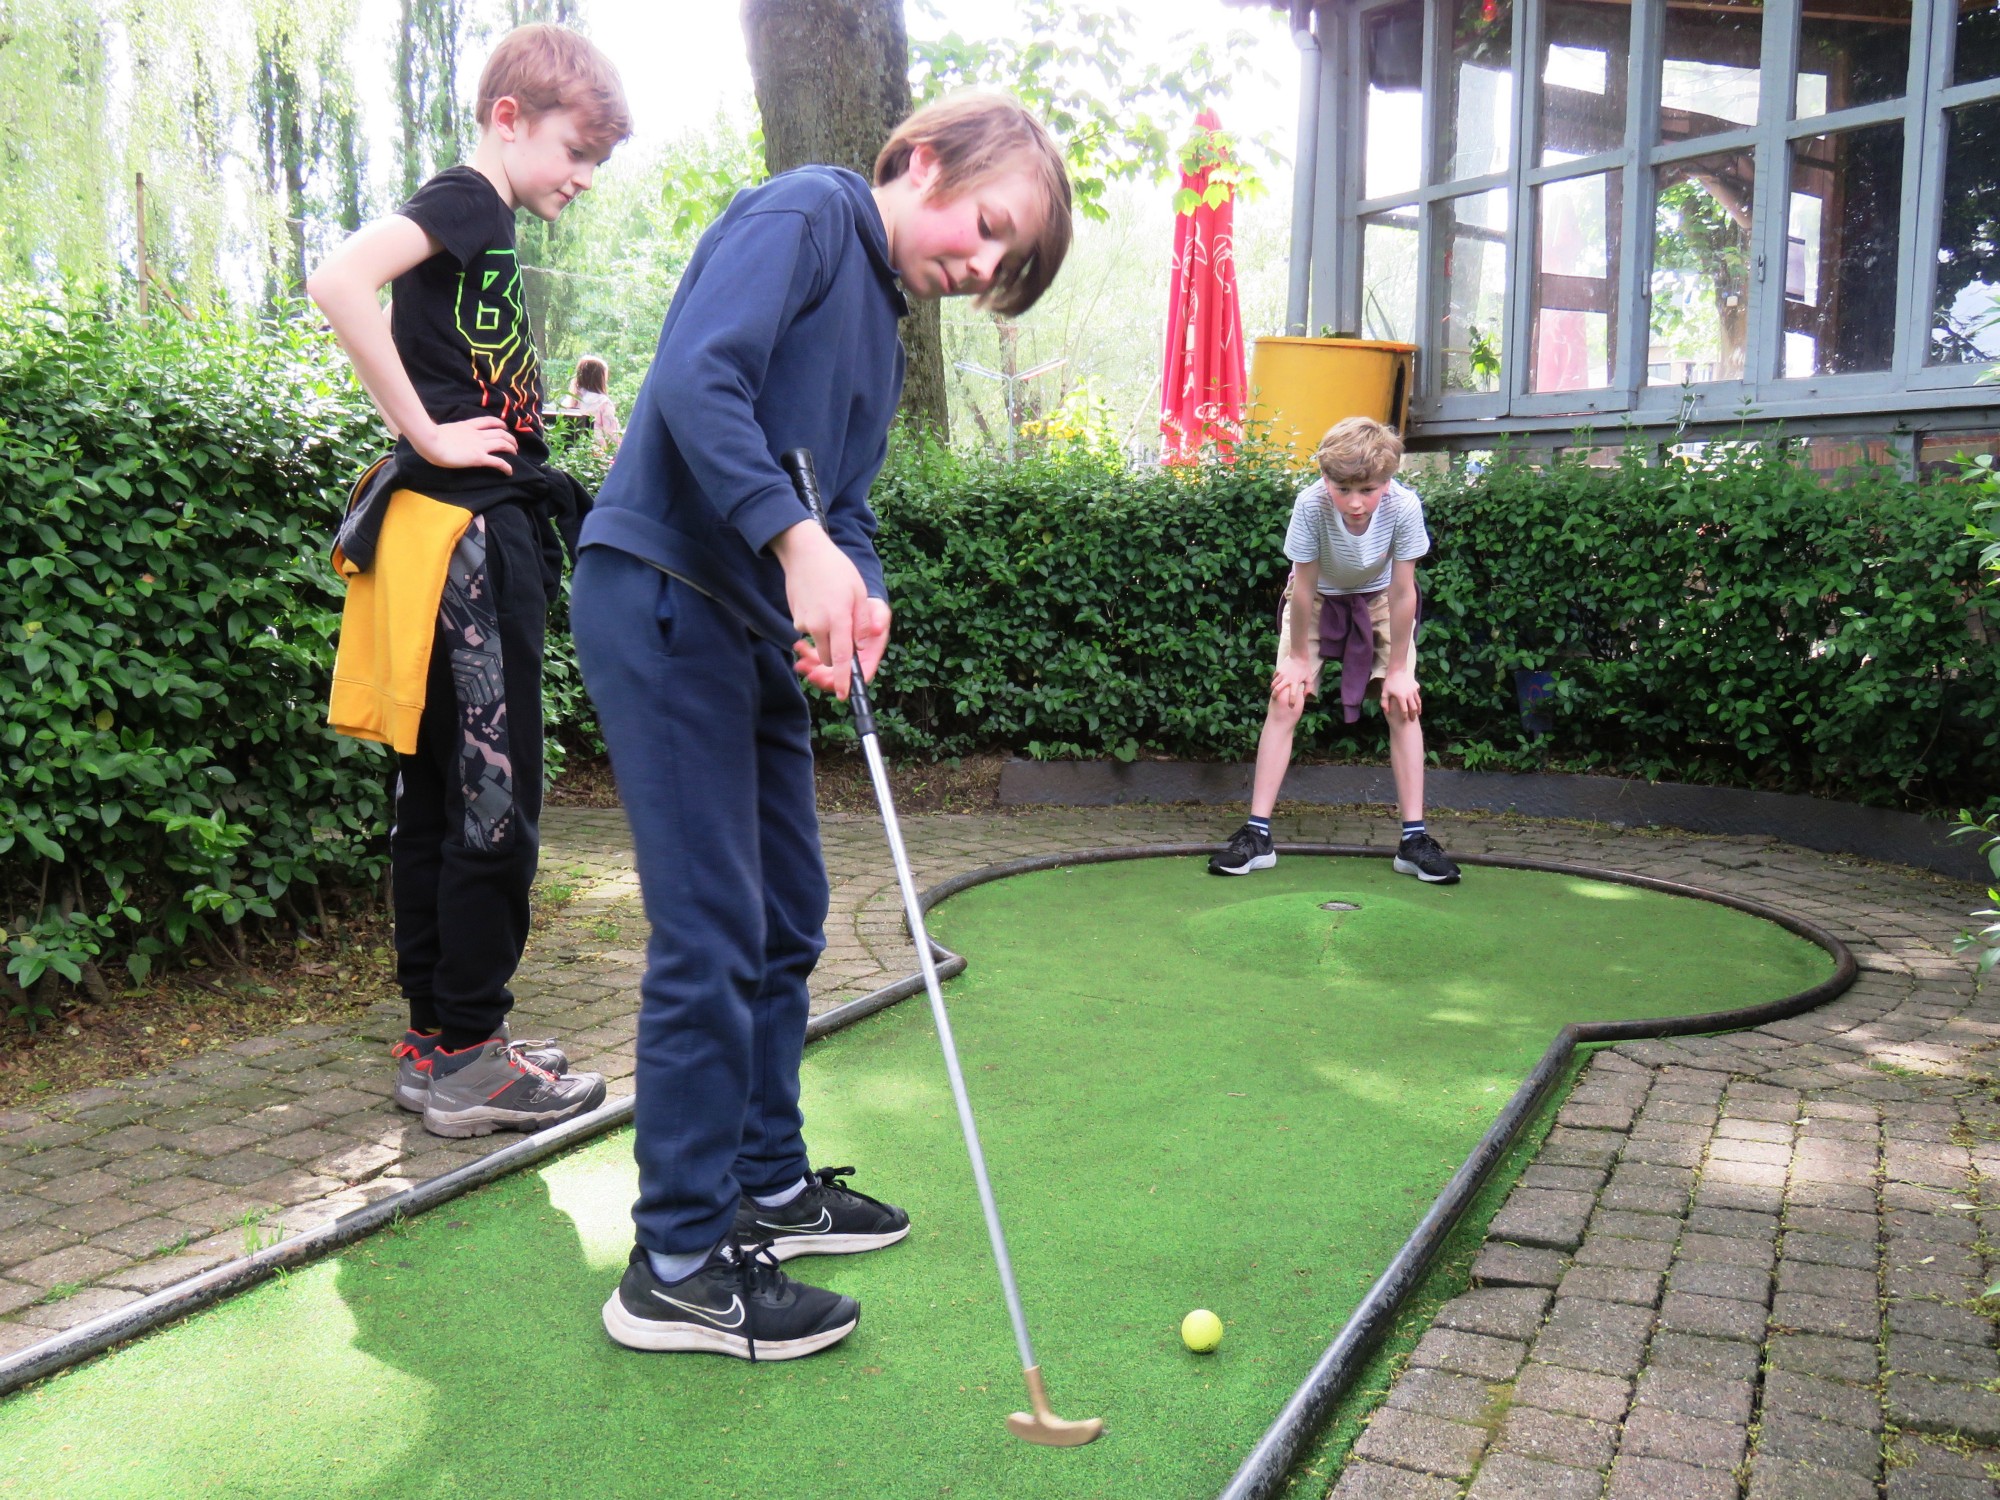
421, 1037, 605, 1138
392, 1024, 571, 1113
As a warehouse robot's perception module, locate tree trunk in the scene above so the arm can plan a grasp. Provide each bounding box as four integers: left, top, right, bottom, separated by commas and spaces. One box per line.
741, 0, 948, 438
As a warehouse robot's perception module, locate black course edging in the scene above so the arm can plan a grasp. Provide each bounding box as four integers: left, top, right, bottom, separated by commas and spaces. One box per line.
0, 846, 1855, 1500
998, 759, 1989, 884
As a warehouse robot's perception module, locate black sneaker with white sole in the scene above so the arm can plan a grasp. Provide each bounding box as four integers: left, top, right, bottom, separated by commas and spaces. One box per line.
1207, 822, 1276, 876
1393, 832, 1462, 884
734, 1165, 911, 1262
602, 1237, 858, 1361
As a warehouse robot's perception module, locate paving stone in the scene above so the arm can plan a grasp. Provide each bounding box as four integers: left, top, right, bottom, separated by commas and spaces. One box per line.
1745, 1459, 1876, 1500
1590, 1210, 1683, 1243
1532, 1297, 1655, 1378
1785, 1205, 1877, 1239
1511, 1361, 1630, 1424
1464, 1452, 1602, 1500
1351, 1408, 1489, 1479
1557, 1265, 1660, 1306
1605, 1453, 1740, 1500
1408, 1327, 1528, 1381
1659, 1290, 1768, 1342
1666, 1260, 1770, 1303
1770, 1292, 1877, 1340
1633, 1366, 1754, 1425
1433, 1287, 1551, 1342
1488, 1189, 1596, 1251
1772, 1259, 1874, 1301
1768, 1332, 1878, 1383
1649, 1332, 1761, 1383
9, 1243, 130, 1289
1383, 1367, 1498, 1424
1888, 1301, 1997, 1346
1329, 1462, 1461, 1500
1472, 1243, 1566, 1289
1762, 1369, 1883, 1430
1686, 1206, 1778, 1241
1575, 1235, 1674, 1272
1885, 1374, 2000, 1445
1756, 1411, 1881, 1478
1521, 1164, 1608, 1193
1783, 1231, 1877, 1270
1887, 1334, 1999, 1383
1603, 1164, 1695, 1215
1492, 1404, 1615, 1469
1620, 1404, 1749, 1470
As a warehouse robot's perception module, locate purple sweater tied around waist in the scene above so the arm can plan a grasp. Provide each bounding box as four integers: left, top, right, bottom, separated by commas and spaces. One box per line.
1278, 586, 1421, 724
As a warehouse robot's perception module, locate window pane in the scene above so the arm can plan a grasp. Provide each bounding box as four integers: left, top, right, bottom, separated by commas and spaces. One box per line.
1649, 152, 1755, 384
1796, 0, 1912, 118
1661, 0, 1763, 144
1362, 212, 1421, 342
1438, 189, 1510, 392
1930, 99, 2000, 366
1366, 1, 1425, 199
1540, 0, 1631, 166
1783, 124, 1903, 377
1954, 0, 2000, 85
1442, 0, 1513, 182
1531, 171, 1621, 391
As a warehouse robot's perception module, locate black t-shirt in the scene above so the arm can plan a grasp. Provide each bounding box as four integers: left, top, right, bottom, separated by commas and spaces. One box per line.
391, 166, 548, 500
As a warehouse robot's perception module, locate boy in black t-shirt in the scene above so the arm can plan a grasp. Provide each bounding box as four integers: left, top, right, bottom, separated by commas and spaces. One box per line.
307, 25, 630, 1138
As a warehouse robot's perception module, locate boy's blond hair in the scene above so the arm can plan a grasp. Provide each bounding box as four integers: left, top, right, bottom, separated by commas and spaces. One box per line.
477, 24, 632, 151
1316, 417, 1404, 488
874, 92, 1073, 318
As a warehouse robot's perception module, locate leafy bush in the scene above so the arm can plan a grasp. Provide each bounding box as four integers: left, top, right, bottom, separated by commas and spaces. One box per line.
829, 437, 2000, 810
1, 293, 385, 1020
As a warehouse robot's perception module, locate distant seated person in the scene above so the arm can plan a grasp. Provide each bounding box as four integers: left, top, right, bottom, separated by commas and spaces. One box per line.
558, 354, 622, 452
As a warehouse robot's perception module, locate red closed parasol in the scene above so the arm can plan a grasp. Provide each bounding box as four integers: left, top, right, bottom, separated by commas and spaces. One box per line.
1160, 110, 1248, 464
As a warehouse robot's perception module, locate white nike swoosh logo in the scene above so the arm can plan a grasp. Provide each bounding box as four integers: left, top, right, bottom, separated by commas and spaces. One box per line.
757, 1208, 833, 1234
650, 1289, 746, 1329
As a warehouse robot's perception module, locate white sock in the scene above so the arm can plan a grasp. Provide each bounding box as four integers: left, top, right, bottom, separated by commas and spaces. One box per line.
751, 1177, 808, 1209
648, 1245, 714, 1284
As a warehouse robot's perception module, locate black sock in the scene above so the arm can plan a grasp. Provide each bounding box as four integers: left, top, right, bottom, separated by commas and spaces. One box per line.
435, 1028, 493, 1056
408, 999, 441, 1034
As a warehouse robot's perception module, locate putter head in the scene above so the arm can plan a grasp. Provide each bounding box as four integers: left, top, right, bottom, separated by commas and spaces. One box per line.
1007, 1365, 1104, 1447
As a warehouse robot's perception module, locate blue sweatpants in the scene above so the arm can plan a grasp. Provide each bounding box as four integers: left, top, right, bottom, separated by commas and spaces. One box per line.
571, 545, 826, 1256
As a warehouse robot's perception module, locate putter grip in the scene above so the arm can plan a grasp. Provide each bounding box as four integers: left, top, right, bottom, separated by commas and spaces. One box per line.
777, 448, 876, 735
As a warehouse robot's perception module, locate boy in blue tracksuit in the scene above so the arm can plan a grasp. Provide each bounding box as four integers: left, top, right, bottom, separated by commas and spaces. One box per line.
574, 94, 1072, 1361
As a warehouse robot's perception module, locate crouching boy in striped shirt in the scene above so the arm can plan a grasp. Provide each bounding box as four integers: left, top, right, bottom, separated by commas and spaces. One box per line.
1209, 417, 1461, 884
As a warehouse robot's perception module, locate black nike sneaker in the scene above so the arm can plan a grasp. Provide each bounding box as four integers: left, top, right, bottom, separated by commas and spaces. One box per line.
734, 1165, 911, 1262
1393, 832, 1462, 884
601, 1237, 858, 1361
1208, 822, 1276, 876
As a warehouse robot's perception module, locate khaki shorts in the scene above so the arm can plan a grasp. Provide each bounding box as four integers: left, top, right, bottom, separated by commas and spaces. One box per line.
1274, 579, 1415, 697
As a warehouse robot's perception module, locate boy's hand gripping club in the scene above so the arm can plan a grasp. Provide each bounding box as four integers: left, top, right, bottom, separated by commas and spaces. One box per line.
778, 449, 1102, 1450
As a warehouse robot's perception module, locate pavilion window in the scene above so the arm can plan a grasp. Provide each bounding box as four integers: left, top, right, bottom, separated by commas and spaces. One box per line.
1928, 97, 2000, 366
1531, 170, 1620, 391
1649, 150, 1756, 385
1784, 123, 1903, 376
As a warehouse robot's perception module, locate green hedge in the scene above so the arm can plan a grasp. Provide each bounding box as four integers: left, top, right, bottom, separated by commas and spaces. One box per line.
1, 296, 384, 1017
8, 301, 1995, 1016
838, 438, 2000, 808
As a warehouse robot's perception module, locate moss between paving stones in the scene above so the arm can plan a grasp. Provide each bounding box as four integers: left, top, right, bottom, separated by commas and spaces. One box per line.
0, 858, 1829, 1500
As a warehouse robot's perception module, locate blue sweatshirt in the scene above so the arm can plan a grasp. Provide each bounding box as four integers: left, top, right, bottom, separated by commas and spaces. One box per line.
577, 167, 907, 643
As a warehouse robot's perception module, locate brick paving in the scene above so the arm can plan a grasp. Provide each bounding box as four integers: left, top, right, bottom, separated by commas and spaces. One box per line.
3, 802, 1998, 1497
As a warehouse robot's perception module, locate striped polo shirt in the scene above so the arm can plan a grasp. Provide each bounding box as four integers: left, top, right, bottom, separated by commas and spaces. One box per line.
1282, 477, 1430, 596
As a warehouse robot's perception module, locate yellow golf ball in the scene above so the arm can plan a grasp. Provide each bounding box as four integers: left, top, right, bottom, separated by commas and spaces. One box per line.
1181, 1309, 1223, 1353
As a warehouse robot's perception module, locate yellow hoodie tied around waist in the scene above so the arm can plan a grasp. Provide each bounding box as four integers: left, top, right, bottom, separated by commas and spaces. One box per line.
328, 458, 472, 755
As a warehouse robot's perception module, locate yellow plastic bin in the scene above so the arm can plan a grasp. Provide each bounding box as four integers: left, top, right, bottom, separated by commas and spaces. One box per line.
1247, 337, 1417, 463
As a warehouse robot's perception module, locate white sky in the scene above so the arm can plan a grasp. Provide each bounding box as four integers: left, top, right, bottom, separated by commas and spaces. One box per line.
352, 0, 1304, 189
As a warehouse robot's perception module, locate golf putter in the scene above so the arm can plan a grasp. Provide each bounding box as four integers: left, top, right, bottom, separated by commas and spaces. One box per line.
780, 448, 1103, 1449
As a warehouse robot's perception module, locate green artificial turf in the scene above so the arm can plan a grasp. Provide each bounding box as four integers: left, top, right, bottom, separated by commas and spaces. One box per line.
0, 857, 1832, 1500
